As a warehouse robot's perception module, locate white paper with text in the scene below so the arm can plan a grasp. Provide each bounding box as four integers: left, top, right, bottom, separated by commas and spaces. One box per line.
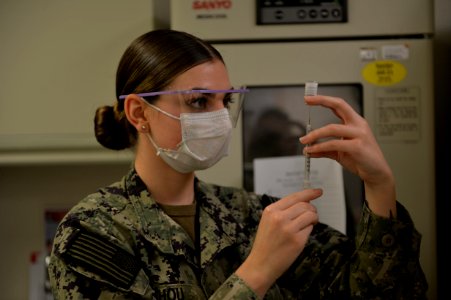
254, 156, 346, 234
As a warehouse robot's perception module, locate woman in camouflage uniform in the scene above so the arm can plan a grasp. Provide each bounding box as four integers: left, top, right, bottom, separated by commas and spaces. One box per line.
48, 29, 427, 299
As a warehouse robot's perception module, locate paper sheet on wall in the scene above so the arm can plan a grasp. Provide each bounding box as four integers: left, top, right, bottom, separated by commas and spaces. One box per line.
254, 156, 346, 234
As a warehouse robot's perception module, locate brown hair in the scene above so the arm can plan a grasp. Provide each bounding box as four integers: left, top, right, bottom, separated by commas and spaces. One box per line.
94, 29, 224, 150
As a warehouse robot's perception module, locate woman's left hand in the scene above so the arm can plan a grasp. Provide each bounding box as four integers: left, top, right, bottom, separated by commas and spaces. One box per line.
299, 95, 396, 217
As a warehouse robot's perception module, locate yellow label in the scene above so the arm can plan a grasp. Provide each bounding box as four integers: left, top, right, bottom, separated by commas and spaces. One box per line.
362, 60, 407, 86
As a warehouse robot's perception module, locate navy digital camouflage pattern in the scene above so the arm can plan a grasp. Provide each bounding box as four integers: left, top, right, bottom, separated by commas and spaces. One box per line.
48, 168, 427, 299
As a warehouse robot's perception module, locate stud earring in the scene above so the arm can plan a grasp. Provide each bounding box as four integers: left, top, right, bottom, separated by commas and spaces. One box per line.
141, 125, 147, 132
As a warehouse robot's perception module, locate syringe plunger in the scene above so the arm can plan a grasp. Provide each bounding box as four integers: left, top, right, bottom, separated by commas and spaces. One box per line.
305, 81, 318, 96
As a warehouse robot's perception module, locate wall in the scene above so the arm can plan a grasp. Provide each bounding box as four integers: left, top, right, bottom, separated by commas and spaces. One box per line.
0, 164, 131, 299
0, 0, 151, 299
0, 0, 151, 160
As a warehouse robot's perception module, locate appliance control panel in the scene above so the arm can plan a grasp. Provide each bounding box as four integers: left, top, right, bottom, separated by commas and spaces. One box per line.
257, 0, 347, 25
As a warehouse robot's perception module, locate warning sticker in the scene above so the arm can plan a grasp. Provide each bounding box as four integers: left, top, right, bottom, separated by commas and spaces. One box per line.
362, 60, 407, 86
375, 87, 420, 142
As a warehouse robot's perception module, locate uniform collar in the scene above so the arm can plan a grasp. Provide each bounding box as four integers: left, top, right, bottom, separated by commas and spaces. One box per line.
125, 169, 193, 256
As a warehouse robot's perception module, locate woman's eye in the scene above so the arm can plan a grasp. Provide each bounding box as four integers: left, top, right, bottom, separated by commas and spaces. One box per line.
187, 96, 208, 109
185, 93, 234, 111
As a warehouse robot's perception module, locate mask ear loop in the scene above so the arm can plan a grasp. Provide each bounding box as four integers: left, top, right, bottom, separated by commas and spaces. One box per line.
145, 133, 163, 156
139, 99, 179, 156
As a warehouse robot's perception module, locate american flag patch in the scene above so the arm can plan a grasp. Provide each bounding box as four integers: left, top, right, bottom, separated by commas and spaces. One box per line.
63, 229, 141, 289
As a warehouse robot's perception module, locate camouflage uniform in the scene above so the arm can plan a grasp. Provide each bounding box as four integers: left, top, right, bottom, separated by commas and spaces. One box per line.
48, 168, 427, 299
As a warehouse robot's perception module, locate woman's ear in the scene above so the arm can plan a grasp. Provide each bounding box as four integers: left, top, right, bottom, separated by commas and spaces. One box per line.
124, 94, 149, 132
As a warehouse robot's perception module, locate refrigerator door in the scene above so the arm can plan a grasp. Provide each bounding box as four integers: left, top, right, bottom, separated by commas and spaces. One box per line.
195, 38, 436, 295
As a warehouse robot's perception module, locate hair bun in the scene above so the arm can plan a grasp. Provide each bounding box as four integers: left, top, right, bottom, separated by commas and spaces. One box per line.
94, 105, 131, 150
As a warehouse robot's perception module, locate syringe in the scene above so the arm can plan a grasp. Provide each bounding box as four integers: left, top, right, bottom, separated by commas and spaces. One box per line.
303, 81, 318, 189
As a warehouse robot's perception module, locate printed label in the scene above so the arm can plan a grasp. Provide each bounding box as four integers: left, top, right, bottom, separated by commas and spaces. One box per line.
375, 87, 420, 142
362, 60, 407, 86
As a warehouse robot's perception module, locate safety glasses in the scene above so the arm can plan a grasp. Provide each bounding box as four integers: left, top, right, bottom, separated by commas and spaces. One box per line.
119, 87, 249, 127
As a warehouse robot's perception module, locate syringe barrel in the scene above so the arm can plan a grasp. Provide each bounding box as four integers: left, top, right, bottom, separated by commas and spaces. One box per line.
303, 81, 318, 190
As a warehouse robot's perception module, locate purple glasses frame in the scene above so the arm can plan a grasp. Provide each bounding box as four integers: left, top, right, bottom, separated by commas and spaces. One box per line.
119, 88, 249, 100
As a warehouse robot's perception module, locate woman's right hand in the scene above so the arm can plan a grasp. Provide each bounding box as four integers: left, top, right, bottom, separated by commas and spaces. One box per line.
235, 189, 321, 298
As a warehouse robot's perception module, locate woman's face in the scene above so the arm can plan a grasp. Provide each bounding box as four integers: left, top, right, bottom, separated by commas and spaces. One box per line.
145, 59, 232, 150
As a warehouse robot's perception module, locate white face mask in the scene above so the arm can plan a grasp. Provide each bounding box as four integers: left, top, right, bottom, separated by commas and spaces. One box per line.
145, 103, 233, 173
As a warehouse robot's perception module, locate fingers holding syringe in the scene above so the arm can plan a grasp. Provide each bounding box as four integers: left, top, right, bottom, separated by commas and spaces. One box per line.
300, 94, 375, 160
302, 94, 372, 146
271, 188, 323, 212
235, 188, 321, 295
302, 94, 396, 217
299, 123, 360, 149
299, 119, 392, 186
304, 95, 363, 124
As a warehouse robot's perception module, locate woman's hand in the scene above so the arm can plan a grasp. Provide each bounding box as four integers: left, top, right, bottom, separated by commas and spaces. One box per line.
236, 189, 321, 298
299, 95, 396, 218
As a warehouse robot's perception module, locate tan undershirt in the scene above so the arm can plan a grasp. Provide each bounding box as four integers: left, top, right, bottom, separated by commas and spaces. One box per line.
159, 202, 197, 243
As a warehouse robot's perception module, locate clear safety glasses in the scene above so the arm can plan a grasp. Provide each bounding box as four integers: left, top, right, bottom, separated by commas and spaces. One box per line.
119, 87, 249, 127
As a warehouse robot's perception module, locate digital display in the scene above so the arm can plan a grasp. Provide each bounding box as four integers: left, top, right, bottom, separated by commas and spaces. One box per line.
259, 0, 336, 6
257, 0, 347, 24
